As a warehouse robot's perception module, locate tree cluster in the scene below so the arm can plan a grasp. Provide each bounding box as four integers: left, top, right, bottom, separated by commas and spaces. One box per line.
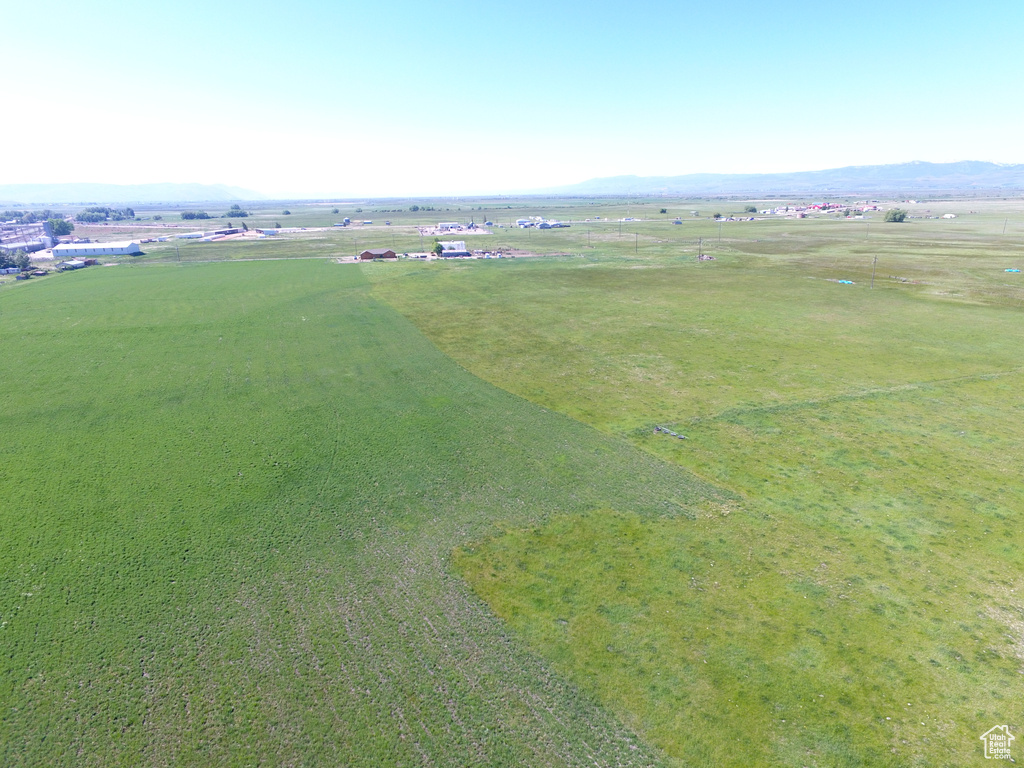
223, 204, 248, 218
884, 209, 907, 223
0, 249, 31, 271
76, 206, 135, 223
4, 209, 66, 224
180, 211, 212, 220
48, 218, 74, 236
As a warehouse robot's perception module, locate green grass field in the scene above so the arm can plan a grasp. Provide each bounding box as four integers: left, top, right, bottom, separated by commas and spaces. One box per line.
367, 208, 1024, 766
1, 260, 735, 765
3, 198, 1023, 765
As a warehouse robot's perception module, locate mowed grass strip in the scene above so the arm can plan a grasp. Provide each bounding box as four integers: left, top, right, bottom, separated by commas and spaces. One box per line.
370, 238, 1024, 766
0, 260, 730, 766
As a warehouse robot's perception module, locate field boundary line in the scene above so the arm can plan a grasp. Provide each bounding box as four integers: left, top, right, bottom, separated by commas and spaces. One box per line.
686, 366, 1024, 426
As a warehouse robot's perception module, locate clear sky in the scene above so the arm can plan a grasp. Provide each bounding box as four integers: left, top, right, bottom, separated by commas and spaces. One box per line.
7, 0, 1023, 197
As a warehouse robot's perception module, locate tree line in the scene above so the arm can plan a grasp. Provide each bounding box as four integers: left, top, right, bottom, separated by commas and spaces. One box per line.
180, 206, 249, 220
75, 207, 136, 223
4, 209, 66, 224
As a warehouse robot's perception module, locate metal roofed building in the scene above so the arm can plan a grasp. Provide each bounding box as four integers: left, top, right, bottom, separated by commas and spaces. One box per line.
52, 241, 142, 257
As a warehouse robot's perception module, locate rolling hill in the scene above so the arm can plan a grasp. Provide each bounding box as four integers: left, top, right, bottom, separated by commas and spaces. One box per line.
0, 182, 265, 205
543, 161, 1024, 196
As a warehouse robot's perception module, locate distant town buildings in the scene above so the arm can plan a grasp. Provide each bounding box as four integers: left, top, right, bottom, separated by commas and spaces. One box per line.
517, 217, 569, 228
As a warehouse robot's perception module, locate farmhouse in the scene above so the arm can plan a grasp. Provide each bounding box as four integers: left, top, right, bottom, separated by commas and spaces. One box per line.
438, 222, 461, 232
359, 248, 397, 260
52, 241, 142, 257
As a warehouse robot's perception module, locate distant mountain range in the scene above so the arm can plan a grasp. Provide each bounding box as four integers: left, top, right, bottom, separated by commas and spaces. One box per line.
5, 163, 1024, 204
0, 183, 265, 205
543, 161, 1024, 196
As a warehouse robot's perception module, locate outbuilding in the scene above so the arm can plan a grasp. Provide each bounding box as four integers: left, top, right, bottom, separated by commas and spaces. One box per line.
52, 241, 142, 257
359, 248, 397, 260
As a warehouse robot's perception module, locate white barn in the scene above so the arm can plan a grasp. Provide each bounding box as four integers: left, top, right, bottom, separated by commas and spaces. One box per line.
52, 241, 142, 257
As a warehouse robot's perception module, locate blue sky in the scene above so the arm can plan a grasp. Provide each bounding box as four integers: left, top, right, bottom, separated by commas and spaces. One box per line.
7, 0, 1023, 197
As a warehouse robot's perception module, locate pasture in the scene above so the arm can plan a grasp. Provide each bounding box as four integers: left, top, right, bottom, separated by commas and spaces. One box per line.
2, 196, 1023, 765
0, 260, 719, 765
369, 203, 1024, 766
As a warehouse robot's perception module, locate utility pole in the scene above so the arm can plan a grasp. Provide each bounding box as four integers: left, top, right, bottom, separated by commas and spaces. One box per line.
619, 220, 622, 238
697, 237, 702, 260
587, 229, 591, 247
635, 232, 638, 253
870, 255, 877, 289
1003, 218, 1008, 235
175, 239, 180, 262
718, 221, 722, 243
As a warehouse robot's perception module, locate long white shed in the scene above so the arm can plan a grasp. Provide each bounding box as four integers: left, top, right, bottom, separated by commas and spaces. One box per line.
52, 241, 142, 257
